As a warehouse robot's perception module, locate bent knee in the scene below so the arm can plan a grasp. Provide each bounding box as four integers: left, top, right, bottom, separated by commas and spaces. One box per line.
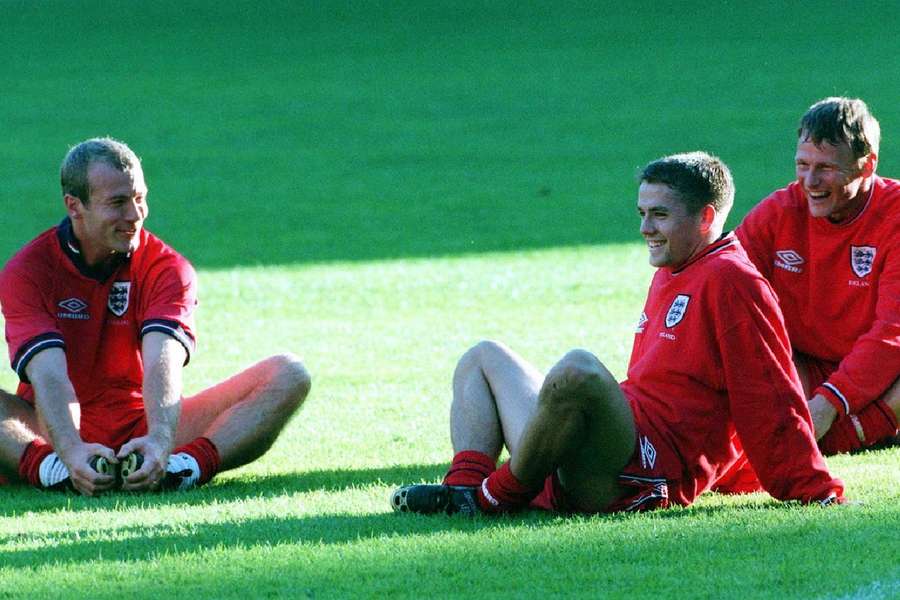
884, 377, 900, 419
455, 339, 512, 372
267, 353, 312, 401
543, 350, 616, 404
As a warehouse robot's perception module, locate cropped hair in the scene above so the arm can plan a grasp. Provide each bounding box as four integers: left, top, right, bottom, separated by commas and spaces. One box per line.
798, 97, 880, 161
639, 151, 734, 217
60, 137, 142, 205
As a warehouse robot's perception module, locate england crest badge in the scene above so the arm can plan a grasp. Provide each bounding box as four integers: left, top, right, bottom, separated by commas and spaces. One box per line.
108, 281, 131, 316
665, 294, 690, 328
850, 246, 876, 278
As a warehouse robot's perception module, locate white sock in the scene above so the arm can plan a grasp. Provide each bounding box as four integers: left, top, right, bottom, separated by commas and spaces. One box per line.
166, 452, 200, 490
38, 452, 70, 488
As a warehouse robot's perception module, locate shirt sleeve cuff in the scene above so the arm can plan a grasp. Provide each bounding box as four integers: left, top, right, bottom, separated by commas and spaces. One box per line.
12, 333, 66, 383
815, 383, 850, 417
140, 319, 195, 365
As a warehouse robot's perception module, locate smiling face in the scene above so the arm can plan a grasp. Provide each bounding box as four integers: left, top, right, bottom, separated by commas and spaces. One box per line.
67, 161, 148, 266
794, 137, 873, 223
637, 182, 708, 269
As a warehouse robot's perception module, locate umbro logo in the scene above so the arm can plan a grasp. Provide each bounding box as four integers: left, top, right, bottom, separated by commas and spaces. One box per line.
774, 249, 804, 273
58, 298, 87, 312
57, 297, 90, 320
640, 435, 657, 469
635, 312, 648, 333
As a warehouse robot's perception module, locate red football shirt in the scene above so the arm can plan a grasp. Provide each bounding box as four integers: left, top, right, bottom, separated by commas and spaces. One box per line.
1, 219, 197, 435
737, 176, 900, 417
621, 233, 842, 505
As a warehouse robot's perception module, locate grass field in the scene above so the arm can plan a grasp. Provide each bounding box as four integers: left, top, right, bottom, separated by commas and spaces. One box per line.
1, 1, 899, 598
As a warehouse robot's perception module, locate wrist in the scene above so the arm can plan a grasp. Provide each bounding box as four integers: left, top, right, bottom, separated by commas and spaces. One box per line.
813, 384, 847, 417
51, 434, 83, 456
145, 429, 174, 450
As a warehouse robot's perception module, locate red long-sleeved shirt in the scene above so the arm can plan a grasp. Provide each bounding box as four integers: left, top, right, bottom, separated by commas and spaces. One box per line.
621, 233, 843, 505
737, 177, 900, 417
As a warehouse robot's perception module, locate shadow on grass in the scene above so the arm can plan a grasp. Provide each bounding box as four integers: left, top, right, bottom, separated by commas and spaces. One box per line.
0, 463, 449, 518
0, 509, 558, 570
0, 493, 883, 572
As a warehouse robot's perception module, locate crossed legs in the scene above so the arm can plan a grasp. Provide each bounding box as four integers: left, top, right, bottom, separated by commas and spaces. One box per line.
0, 352, 310, 486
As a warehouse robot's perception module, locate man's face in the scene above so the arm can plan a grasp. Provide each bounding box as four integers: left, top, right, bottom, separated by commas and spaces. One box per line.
795, 138, 869, 222
73, 162, 148, 261
637, 182, 705, 269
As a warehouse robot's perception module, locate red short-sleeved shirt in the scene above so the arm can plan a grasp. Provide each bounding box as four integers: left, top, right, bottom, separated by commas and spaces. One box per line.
1, 219, 197, 432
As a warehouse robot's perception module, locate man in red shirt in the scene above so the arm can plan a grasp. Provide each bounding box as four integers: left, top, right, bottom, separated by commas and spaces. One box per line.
0, 138, 311, 496
392, 152, 842, 516
737, 98, 900, 456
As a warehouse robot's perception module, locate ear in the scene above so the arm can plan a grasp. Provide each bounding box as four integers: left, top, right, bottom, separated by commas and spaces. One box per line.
698, 204, 716, 234
861, 152, 878, 177
64, 194, 85, 219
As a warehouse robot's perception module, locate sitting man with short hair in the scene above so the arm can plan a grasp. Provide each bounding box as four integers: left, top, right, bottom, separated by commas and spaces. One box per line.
392, 151, 843, 516
737, 97, 900, 455
0, 137, 311, 495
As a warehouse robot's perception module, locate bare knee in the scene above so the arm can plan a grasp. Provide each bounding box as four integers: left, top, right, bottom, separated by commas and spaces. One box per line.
541, 349, 617, 411
884, 377, 900, 420
454, 339, 511, 379
265, 353, 311, 410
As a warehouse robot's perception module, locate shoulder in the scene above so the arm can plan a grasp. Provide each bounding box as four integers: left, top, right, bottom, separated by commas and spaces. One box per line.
872, 176, 900, 218
702, 245, 776, 307
738, 183, 805, 246
748, 182, 805, 219
133, 230, 196, 282
0, 227, 59, 284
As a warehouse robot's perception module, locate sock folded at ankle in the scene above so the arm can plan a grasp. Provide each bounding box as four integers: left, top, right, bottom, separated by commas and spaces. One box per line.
820, 399, 898, 455
173, 437, 221, 485
18, 439, 55, 487
476, 461, 542, 513
443, 450, 496, 487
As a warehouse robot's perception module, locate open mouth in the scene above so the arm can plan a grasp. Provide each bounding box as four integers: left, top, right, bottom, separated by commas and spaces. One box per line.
647, 240, 665, 249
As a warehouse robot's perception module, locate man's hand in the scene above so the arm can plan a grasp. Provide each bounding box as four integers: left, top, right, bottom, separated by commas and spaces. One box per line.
58, 442, 118, 496
117, 435, 170, 491
808, 394, 839, 440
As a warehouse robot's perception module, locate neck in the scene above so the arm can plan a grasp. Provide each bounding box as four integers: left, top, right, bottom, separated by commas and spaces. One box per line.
672, 229, 725, 271
71, 221, 116, 268
692, 228, 724, 256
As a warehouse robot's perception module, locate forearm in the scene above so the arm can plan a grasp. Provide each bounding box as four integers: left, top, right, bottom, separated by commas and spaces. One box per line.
25, 349, 81, 453
141, 334, 185, 451
722, 318, 841, 502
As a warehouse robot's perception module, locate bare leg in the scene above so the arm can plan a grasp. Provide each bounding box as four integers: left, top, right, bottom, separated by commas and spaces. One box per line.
175, 354, 310, 471
0, 389, 41, 474
510, 349, 636, 512
884, 377, 900, 423
450, 340, 543, 459
792, 354, 814, 399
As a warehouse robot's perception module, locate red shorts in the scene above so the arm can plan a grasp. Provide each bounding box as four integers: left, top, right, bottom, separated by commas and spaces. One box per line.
18, 387, 147, 452
795, 352, 838, 395
79, 404, 147, 451
529, 422, 679, 514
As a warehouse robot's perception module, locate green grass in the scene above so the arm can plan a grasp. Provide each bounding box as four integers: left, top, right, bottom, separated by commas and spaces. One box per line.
1, 1, 899, 598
